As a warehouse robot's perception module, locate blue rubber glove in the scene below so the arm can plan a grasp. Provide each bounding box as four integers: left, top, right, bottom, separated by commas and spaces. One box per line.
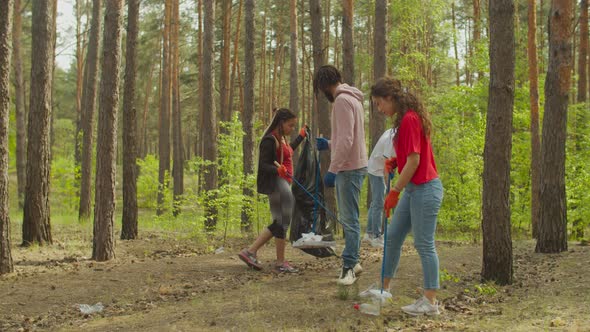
324, 172, 336, 188
316, 137, 329, 151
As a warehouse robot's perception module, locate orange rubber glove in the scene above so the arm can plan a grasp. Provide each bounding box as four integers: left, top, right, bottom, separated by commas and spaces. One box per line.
385, 157, 397, 174
299, 125, 308, 138
277, 164, 288, 178
384, 190, 400, 218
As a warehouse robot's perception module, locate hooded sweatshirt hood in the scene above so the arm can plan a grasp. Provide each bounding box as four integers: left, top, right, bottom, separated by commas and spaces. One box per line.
334, 83, 364, 103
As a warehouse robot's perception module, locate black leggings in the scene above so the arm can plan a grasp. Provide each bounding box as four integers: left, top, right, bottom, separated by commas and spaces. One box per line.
267, 178, 294, 239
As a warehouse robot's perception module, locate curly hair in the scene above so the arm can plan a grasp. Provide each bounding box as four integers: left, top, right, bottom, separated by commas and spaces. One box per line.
370, 77, 433, 139
313, 65, 342, 96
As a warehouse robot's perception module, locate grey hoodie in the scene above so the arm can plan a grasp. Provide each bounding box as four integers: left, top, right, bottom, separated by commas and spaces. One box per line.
328, 84, 368, 173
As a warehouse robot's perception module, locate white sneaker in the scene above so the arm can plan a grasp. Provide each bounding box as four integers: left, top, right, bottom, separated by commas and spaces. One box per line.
337, 267, 357, 286
359, 283, 392, 303
362, 234, 371, 242
401, 296, 440, 316
353, 263, 363, 275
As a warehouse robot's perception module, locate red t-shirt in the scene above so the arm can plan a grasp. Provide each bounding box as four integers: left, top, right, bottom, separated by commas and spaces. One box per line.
274, 133, 293, 183
394, 110, 438, 185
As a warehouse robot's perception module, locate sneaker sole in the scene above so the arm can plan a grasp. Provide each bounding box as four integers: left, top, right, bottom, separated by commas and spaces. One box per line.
237, 253, 263, 271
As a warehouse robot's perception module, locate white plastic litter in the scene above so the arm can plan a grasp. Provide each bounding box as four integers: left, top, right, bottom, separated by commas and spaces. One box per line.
359, 283, 392, 304
292, 232, 336, 249
359, 303, 380, 316
77, 303, 104, 314
214, 246, 225, 254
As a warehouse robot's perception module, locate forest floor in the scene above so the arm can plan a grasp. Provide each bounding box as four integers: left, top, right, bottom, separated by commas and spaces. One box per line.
1, 222, 589, 332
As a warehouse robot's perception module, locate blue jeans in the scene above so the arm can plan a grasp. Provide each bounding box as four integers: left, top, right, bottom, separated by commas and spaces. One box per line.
367, 174, 386, 237
383, 178, 443, 289
335, 167, 367, 269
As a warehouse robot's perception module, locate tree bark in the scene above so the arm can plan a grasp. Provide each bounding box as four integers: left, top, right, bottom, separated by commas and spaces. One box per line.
220, 0, 232, 124
79, 0, 103, 221
74, 0, 88, 167
473, 0, 483, 80
289, 0, 299, 135
310, 0, 336, 231
196, 0, 203, 160
372, 0, 386, 150
0, 0, 14, 274
141, 63, 155, 158
93, 0, 124, 261
536, 0, 573, 254
528, 0, 542, 239
22, 0, 55, 246
157, 1, 171, 215
121, 0, 139, 240
242, 0, 256, 233
171, 0, 184, 216
228, 0, 243, 115
342, 0, 355, 85
11, 0, 26, 209
572, 0, 588, 239
203, 0, 218, 231
578, 0, 588, 102
481, 0, 515, 285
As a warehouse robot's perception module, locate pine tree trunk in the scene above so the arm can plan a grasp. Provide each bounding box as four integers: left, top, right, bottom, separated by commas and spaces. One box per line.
289, 0, 300, 140
79, 0, 103, 221
11, 0, 26, 208
157, 1, 171, 215
93, 0, 124, 261
196, 0, 203, 160
141, 63, 155, 158
171, 0, 184, 216
342, 0, 355, 85
310, 0, 336, 231
372, 0, 386, 150
22, 0, 55, 246
242, 0, 256, 233
528, 0, 542, 239
74, 0, 86, 167
536, 0, 573, 254
271, 34, 282, 111
121, 0, 139, 240
0, 0, 14, 275
482, 0, 515, 285
572, 0, 588, 239
473, 0, 483, 80
220, 0, 232, 125
325, 0, 331, 57
228, 0, 243, 115
301, 5, 307, 131
203, 0, 218, 231
578, 0, 588, 102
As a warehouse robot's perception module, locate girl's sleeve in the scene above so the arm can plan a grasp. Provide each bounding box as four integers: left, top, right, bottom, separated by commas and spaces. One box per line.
258, 139, 279, 176
289, 134, 304, 150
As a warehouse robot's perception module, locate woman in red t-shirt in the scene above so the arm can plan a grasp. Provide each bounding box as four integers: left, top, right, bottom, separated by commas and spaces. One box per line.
238, 108, 307, 274
370, 77, 444, 316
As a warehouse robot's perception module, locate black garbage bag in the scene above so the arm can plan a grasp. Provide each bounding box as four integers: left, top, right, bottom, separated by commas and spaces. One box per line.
289, 135, 336, 258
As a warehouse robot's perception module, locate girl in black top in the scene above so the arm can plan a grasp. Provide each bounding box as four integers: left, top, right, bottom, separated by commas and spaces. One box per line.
238, 108, 307, 273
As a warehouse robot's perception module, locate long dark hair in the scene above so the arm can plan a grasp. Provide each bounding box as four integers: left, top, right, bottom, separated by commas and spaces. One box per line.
263, 108, 297, 138
370, 77, 432, 140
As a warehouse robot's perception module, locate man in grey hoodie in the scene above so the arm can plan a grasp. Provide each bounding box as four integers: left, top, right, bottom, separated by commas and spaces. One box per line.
314, 65, 368, 285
